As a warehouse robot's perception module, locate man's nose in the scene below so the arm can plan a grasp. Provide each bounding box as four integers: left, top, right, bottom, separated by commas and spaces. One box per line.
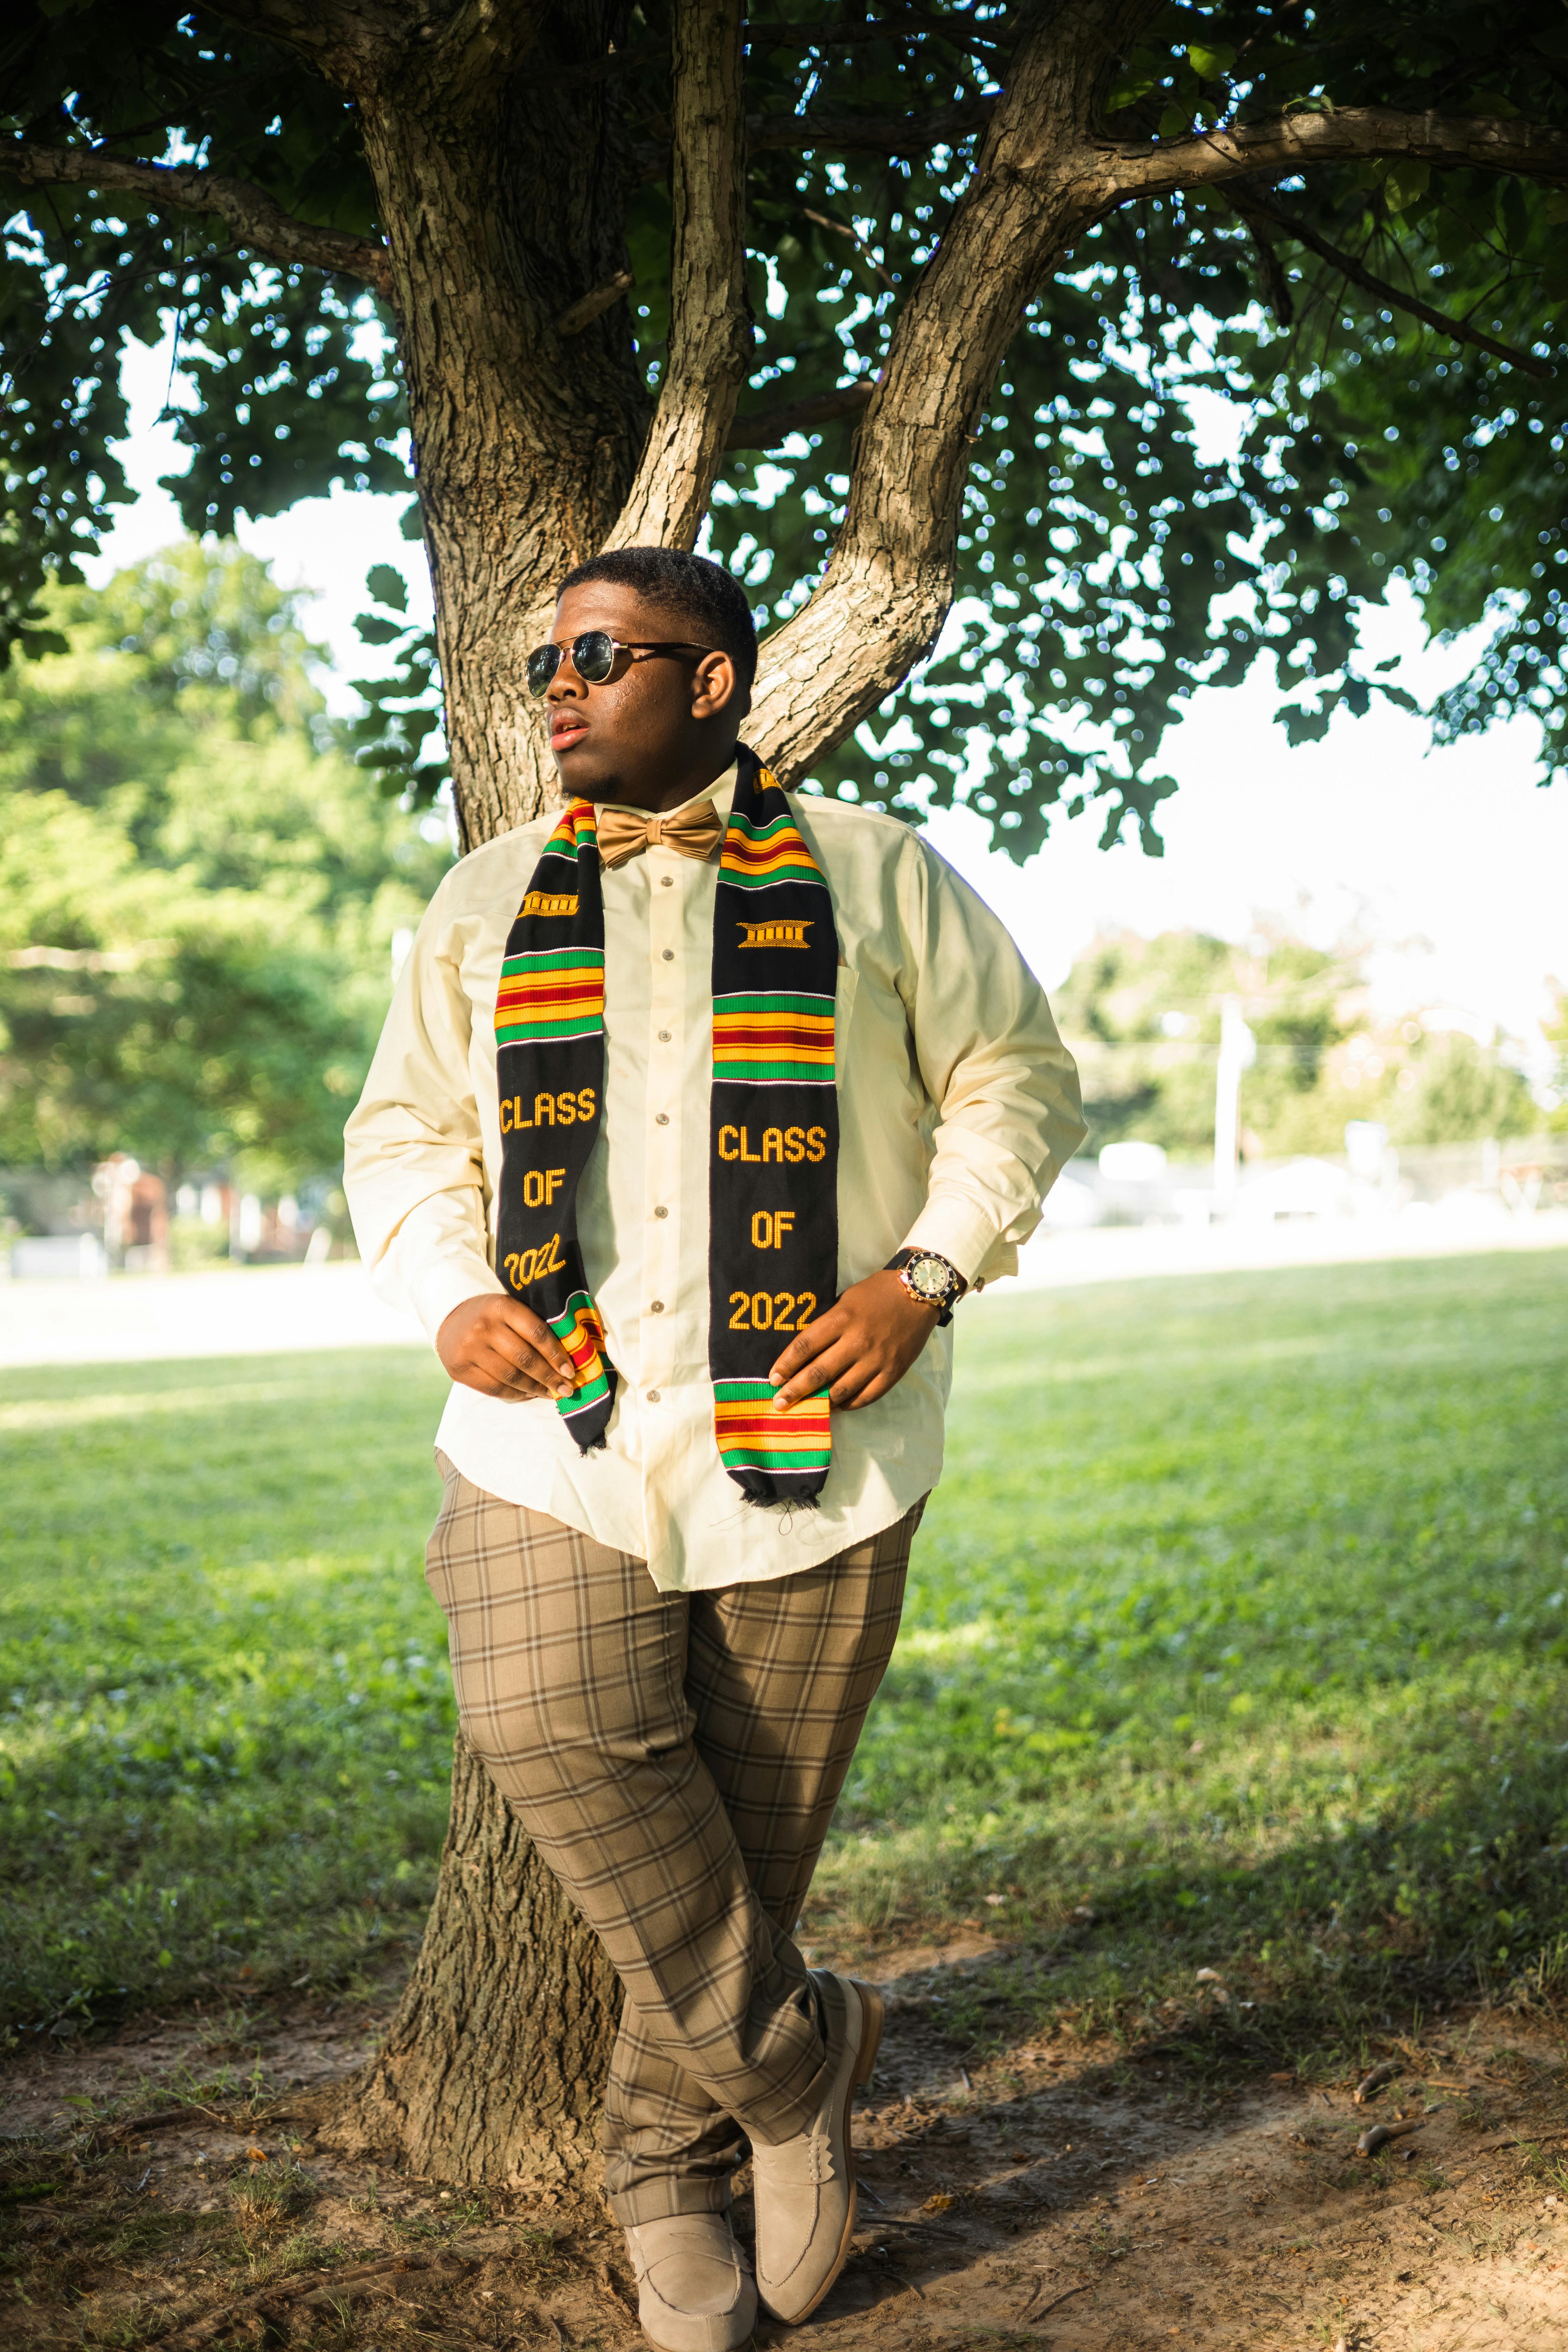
546, 659, 586, 700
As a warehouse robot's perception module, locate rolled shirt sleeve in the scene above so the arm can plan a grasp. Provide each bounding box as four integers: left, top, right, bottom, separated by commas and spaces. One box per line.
895, 836, 1087, 1287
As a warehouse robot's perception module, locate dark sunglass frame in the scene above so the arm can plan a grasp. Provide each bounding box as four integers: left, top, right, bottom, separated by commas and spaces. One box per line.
526, 632, 713, 697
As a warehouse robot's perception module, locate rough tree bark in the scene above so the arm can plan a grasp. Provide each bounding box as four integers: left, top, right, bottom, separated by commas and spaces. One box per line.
334, 1742, 624, 2190
111, 0, 1567, 2191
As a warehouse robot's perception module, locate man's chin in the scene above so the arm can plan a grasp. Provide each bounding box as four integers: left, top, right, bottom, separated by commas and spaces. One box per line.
550, 746, 616, 799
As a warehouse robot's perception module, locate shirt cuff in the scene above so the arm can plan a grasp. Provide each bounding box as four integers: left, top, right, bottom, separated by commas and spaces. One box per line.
405, 1249, 505, 1348
898, 1198, 1008, 1290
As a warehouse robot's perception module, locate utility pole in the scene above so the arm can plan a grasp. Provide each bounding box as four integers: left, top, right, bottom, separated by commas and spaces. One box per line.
1213, 995, 1256, 1216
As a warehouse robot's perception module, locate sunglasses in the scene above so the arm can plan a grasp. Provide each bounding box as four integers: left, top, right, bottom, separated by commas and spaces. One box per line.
526, 632, 714, 697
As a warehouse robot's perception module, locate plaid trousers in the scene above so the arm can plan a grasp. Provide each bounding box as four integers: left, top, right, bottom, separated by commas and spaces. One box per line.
424, 1452, 921, 2225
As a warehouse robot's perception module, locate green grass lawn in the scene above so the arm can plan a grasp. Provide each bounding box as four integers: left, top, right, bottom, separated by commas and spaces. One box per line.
4, 1248, 1567, 2049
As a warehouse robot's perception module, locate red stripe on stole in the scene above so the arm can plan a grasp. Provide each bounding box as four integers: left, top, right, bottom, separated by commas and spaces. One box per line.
497, 984, 603, 1009
717, 1414, 828, 1437
714, 1027, 830, 1045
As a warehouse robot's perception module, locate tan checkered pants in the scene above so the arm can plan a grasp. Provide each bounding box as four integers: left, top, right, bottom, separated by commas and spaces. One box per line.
424, 1454, 922, 2225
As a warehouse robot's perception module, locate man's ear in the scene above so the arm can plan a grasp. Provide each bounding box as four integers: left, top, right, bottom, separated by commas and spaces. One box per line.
691, 650, 745, 720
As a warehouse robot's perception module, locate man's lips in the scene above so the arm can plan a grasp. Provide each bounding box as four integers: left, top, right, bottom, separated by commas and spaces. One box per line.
551, 717, 589, 750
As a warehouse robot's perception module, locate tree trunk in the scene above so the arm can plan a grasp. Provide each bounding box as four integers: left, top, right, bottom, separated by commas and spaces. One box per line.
327, 1740, 623, 2190
317, 0, 1134, 2196
268, 0, 1202, 2196
356, 1, 653, 848
326, 5, 751, 2186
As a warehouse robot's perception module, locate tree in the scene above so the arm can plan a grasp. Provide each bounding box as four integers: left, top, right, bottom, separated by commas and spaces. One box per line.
1050, 925, 1534, 1156
8, 0, 1568, 2192
0, 544, 448, 1187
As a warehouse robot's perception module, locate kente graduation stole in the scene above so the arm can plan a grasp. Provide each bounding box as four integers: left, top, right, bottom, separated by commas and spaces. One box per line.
494, 747, 838, 1505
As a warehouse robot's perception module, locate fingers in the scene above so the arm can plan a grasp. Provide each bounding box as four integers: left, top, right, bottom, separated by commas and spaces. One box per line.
466, 1358, 555, 1401
490, 1298, 577, 1387
767, 1306, 846, 1391
439, 1293, 578, 1402
769, 1307, 850, 1406
465, 1329, 563, 1400
773, 1329, 877, 1409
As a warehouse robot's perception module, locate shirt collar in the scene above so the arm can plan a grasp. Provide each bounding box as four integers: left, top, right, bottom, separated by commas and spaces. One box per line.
596, 757, 737, 824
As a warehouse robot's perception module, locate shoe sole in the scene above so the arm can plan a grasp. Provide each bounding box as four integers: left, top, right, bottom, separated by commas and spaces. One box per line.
778, 1975, 885, 2326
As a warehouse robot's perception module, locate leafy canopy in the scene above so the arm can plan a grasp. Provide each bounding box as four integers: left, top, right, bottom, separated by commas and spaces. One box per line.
4, 0, 1568, 858
0, 542, 450, 1180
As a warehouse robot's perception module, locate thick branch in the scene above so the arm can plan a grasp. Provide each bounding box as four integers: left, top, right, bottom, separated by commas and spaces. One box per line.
1102, 107, 1568, 202
5, 140, 392, 301
725, 383, 875, 448
749, 0, 1149, 780
1231, 186, 1552, 378
606, 0, 750, 552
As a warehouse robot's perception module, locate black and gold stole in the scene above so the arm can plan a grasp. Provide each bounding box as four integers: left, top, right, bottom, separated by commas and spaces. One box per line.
709, 749, 838, 1504
493, 803, 615, 1449
494, 748, 838, 1502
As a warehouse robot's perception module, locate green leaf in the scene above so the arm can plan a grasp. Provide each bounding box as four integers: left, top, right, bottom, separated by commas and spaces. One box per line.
1187, 41, 1236, 80
364, 564, 408, 612
1382, 162, 1430, 215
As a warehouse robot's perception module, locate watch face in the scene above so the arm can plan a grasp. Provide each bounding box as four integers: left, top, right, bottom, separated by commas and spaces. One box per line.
909, 1258, 948, 1300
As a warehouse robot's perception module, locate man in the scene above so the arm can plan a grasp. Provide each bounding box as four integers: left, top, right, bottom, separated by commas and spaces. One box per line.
345, 547, 1083, 2352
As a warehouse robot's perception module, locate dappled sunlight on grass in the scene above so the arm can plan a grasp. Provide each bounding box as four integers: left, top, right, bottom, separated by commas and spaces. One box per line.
806, 1251, 1568, 2034
1, 1349, 454, 2029
2, 1250, 1565, 2051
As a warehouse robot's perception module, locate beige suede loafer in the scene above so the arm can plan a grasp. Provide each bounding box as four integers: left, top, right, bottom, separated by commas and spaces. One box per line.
622, 2213, 756, 2352
750, 1970, 884, 2324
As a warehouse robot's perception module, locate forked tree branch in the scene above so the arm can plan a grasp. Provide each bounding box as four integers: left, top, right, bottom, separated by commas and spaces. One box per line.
4, 140, 393, 301
749, 0, 1153, 779
606, 0, 751, 552
1101, 105, 1568, 201
749, 56, 1568, 780
1230, 184, 1552, 378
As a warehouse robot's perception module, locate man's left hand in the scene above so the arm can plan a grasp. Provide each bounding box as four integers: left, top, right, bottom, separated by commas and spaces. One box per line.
768, 1269, 941, 1411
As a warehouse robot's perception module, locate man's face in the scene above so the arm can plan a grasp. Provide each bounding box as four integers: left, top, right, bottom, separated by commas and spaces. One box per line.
541, 581, 744, 808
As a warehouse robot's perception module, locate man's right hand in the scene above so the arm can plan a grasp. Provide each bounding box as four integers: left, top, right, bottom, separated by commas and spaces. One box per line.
436, 1294, 578, 1402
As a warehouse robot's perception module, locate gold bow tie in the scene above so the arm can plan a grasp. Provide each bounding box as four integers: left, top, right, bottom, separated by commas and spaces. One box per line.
595, 798, 724, 870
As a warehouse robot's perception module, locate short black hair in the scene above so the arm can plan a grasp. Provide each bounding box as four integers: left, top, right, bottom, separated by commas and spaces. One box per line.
557, 546, 757, 690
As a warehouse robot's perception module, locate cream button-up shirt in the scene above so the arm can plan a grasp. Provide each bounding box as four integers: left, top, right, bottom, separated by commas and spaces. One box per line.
343, 766, 1084, 1592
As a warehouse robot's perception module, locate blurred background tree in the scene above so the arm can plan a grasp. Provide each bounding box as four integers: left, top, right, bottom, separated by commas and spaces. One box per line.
0, 542, 450, 1188
1052, 925, 1535, 1156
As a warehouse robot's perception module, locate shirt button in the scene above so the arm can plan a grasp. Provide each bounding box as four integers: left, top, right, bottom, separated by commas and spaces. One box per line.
660, 875, 673, 888
657, 1029, 671, 1043
655, 1112, 669, 1126
661, 948, 674, 961
647, 1388, 661, 1402
654, 1204, 668, 1218
650, 1300, 665, 1314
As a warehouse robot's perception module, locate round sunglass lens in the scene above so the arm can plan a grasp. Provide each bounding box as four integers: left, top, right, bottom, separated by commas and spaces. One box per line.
526, 644, 561, 696
573, 631, 617, 684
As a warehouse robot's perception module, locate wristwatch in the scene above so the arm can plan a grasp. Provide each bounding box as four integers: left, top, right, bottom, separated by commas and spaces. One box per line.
886, 1248, 966, 1326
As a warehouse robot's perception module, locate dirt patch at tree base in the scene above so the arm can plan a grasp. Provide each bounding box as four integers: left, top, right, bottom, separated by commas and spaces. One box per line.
3, 1957, 1566, 2351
